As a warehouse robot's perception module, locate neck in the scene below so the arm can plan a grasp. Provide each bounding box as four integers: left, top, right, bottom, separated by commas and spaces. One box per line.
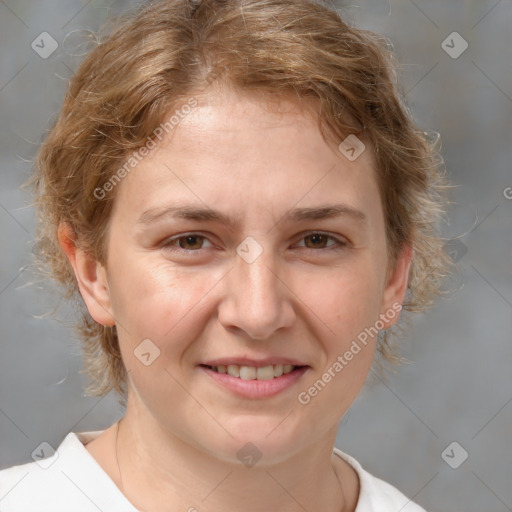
108, 400, 358, 512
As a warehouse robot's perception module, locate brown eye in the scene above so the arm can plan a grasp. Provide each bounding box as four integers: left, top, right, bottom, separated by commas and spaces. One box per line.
303, 233, 331, 249
163, 234, 213, 252
177, 235, 206, 250
294, 232, 347, 252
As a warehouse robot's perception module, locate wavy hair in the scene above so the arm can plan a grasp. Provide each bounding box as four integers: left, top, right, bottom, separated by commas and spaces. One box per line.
32, 0, 450, 399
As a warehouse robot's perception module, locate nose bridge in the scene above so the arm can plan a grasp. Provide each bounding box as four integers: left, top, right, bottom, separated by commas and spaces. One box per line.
238, 251, 277, 307
218, 238, 295, 339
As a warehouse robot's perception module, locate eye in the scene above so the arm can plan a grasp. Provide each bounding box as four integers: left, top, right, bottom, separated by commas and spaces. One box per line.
295, 232, 346, 250
161, 231, 347, 255
163, 233, 213, 251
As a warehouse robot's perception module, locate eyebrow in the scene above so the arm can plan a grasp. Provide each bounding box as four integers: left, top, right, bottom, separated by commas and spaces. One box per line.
137, 204, 367, 226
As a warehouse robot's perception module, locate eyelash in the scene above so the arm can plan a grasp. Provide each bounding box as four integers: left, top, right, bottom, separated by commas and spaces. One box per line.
161, 231, 348, 255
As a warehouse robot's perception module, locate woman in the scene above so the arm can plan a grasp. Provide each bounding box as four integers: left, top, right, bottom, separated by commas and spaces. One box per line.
0, 0, 448, 510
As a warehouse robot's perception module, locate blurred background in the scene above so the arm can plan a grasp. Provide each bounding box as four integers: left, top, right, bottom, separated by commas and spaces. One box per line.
0, 1, 511, 511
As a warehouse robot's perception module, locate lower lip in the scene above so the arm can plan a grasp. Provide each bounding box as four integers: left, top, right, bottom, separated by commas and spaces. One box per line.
200, 366, 309, 399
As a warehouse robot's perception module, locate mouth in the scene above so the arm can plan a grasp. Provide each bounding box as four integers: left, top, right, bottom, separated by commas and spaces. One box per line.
198, 362, 309, 399
200, 363, 304, 380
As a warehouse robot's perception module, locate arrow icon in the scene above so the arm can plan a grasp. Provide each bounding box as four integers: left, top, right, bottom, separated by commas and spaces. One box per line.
31, 441, 58, 468
443, 239, 467, 262
338, 134, 365, 161
441, 32, 468, 59
441, 441, 468, 469
236, 236, 263, 263
444, 449, 455, 458
236, 442, 262, 468
31, 32, 58, 59
134, 339, 161, 366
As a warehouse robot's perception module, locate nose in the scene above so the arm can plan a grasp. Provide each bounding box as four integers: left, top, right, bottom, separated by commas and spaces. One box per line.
217, 243, 296, 340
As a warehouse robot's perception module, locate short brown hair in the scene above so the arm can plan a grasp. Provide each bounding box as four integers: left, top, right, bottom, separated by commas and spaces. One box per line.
32, 0, 450, 399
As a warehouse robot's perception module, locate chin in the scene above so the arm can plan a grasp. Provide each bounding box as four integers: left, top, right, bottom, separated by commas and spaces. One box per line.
202, 417, 309, 467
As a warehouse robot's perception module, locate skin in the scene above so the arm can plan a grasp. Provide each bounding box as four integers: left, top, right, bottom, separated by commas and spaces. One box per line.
60, 87, 411, 512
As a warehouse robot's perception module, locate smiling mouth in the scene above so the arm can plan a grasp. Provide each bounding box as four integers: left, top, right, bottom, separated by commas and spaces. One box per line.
200, 363, 304, 380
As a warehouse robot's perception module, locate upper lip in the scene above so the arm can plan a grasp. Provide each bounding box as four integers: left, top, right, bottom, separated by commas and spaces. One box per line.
200, 357, 308, 368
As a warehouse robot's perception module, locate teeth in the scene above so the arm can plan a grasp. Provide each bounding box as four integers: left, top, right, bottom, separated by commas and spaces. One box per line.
227, 365, 240, 378
211, 364, 297, 379
256, 365, 274, 380
239, 366, 257, 380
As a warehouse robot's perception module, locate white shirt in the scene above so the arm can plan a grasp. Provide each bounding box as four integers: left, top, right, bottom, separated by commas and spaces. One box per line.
0, 431, 426, 511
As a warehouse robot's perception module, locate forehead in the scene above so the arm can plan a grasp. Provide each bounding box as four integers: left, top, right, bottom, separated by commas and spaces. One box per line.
111, 88, 381, 227
162, 87, 352, 160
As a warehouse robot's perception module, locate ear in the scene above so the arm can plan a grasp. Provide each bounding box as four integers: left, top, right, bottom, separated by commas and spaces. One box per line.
379, 244, 413, 329
58, 222, 115, 327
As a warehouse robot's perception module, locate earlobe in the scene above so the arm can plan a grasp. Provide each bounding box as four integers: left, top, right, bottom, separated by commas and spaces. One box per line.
379, 245, 413, 329
58, 223, 115, 327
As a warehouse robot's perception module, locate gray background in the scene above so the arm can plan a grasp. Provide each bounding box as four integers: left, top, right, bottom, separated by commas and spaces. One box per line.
1, 1, 511, 511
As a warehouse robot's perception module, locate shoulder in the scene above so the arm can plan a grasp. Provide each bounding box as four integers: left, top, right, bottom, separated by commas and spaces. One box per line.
0, 432, 137, 512
333, 447, 427, 512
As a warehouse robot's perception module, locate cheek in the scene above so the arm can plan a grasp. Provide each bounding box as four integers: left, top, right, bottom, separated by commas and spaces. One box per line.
293, 269, 382, 415
291, 261, 385, 407
109, 260, 224, 418
108, 256, 223, 358
293, 261, 385, 340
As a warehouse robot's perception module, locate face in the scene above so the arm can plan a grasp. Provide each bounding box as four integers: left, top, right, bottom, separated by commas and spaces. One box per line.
74, 88, 410, 465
